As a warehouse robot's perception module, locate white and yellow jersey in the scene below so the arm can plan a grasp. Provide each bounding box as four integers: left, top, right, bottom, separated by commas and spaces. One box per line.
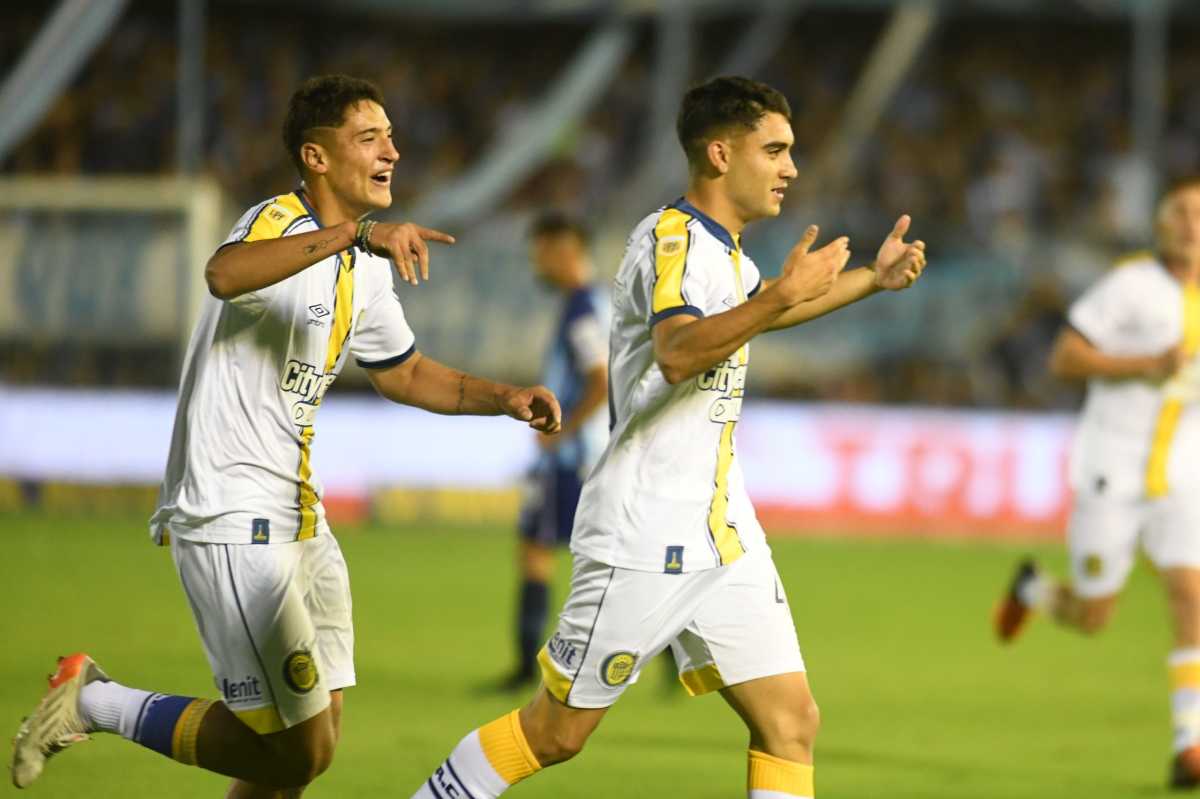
570, 198, 764, 573
150, 191, 416, 545
1068, 253, 1200, 500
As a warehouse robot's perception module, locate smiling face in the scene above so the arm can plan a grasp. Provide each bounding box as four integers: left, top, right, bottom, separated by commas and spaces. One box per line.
720, 111, 798, 225
302, 100, 398, 216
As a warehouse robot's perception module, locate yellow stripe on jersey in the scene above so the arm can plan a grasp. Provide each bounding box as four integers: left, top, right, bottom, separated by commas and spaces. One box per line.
243, 192, 309, 243
1171, 661, 1200, 691
1145, 283, 1200, 498
707, 249, 749, 565
651, 207, 693, 314
297, 250, 356, 539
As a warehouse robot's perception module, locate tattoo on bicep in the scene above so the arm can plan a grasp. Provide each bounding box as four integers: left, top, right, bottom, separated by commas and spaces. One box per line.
456, 373, 467, 414
303, 236, 338, 256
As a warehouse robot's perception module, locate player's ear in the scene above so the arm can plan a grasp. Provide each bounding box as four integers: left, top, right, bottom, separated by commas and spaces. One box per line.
706, 139, 731, 176
301, 141, 329, 175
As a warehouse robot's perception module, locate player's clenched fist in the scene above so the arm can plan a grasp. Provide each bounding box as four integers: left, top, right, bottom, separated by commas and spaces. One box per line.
498, 385, 562, 433
775, 225, 851, 306
363, 222, 456, 286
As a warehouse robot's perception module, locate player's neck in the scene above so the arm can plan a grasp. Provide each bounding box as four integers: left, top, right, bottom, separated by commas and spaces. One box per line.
301, 183, 367, 228
1164, 256, 1200, 285
683, 186, 746, 239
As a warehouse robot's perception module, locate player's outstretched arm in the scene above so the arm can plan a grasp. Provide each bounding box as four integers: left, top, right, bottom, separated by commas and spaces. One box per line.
1049, 327, 1182, 382
365, 351, 562, 432
205, 221, 455, 300
654, 228, 849, 384
765, 215, 927, 331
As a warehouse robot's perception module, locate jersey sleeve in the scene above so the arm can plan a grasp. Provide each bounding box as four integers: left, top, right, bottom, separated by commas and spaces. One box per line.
565, 296, 607, 372
1067, 268, 1132, 350
647, 210, 712, 326
221, 193, 311, 248
351, 267, 417, 369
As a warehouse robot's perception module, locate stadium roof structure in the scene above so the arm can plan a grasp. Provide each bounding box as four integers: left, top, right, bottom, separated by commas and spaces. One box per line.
220, 0, 1191, 21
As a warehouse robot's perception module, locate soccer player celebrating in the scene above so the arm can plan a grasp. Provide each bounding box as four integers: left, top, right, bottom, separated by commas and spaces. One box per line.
497, 212, 610, 690
410, 76, 926, 799
10, 75, 560, 795
994, 177, 1200, 788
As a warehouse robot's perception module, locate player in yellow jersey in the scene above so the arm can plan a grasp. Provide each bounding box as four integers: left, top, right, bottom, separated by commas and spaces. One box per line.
10, 75, 560, 796
994, 177, 1200, 788
409, 76, 926, 799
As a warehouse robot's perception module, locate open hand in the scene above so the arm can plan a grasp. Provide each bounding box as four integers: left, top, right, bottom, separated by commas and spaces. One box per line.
776, 225, 851, 306
872, 215, 926, 291
499, 385, 562, 433
366, 222, 456, 286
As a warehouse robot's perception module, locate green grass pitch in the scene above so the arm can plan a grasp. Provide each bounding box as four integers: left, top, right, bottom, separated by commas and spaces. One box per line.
0, 510, 1181, 797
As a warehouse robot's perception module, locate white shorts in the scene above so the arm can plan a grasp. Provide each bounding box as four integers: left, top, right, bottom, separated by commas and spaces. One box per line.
171, 532, 355, 733
1068, 489, 1200, 598
537, 549, 805, 709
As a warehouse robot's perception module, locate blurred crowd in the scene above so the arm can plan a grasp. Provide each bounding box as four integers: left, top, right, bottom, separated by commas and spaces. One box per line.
6, 4, 1200, 409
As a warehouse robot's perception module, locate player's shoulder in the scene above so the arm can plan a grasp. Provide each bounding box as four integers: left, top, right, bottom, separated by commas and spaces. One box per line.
564, 284, 601, 321
1099, 250, 1166, 291
232, 190, 316, 244
243, 191, 311, 226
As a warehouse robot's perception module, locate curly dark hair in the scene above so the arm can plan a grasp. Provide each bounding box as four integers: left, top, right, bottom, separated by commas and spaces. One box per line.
282, 74, 385, 176
676, 76, 792, 170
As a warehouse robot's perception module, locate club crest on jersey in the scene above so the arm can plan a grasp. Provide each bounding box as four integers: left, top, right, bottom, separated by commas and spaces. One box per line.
656, 235, 685, 258
664, 545, 684, 574
283, 649, 319, 694
251, 518, 270, 544
599, 651, 637, 687
1083, 554, 1104, 578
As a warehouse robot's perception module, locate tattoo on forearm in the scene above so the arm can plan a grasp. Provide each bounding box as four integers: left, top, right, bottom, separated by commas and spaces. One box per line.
455, 373, 467, 414
303, 235, 339, 256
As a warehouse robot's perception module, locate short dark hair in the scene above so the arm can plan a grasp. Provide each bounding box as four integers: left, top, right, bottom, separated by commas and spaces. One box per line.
529, 210, 590, 244
283, 75, 385, 176
676, 76, 792, 170
1160, 175, 1200, 207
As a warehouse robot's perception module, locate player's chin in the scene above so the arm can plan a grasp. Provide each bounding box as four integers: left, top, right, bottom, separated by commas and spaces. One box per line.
364, 185, 394, 210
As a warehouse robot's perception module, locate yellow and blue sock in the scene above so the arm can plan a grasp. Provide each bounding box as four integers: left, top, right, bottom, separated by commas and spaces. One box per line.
748, 749, 814, 798
80, 681, 213, 766
411, 709, 541, 799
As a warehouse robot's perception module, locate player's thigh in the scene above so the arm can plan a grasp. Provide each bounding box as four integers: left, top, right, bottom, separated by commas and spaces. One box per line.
1067, 490, 1143, 599
670, 550, 805, 699
298, 533, 356, 697
172, 538, 333, 741
537, 554, 723, 709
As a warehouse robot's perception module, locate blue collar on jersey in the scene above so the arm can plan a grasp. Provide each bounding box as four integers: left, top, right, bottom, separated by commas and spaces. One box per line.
669, 197, 740, 252
295, 188, 323, 227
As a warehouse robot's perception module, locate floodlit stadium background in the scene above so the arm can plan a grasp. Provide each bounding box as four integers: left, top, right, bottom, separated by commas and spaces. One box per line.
2, 1, 1197, 797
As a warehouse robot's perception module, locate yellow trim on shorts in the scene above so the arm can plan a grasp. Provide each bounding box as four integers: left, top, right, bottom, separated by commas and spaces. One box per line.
232, 705, 287, 735
748, 749, 814, 797
1145, 283, 1200, 498
537, 647, 573, 704
679, 663, 726, 696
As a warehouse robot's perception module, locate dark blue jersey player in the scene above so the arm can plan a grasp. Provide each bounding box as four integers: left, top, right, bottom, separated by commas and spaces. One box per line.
504, 212, 609, 688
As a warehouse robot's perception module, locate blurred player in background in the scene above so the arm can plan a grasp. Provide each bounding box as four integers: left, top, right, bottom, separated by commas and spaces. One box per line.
994, 177, 1200, 788
496, 212, 610, 690
410, 75, 926, 799
10, 75, 560, 796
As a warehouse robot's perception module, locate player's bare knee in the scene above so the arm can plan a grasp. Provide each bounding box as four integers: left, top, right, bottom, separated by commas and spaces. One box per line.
1078, 600, 1114, 635
754, 698, 821, 753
